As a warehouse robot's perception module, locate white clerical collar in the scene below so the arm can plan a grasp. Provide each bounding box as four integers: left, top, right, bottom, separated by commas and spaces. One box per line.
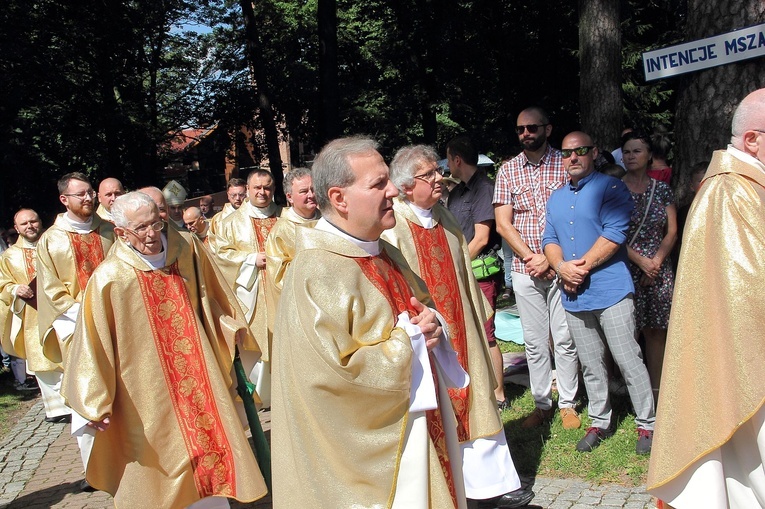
406, 200, 435, 229
727, 145, 765, 173
21, 238, 37, 249
316, 217, 381, 256
133, 233, 168, 270
244, 200, 277, 218
101, 210, 114, 221
64, 212, 94, 233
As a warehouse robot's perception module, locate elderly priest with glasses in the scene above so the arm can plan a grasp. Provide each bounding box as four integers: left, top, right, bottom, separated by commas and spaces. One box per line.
61, 191, 268, 509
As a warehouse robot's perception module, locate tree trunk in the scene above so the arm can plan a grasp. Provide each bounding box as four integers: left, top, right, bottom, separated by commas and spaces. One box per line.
578, 0, 622, 151
674, 1, 765, 185
318, 0, 339, 143
240, 0, 284, 198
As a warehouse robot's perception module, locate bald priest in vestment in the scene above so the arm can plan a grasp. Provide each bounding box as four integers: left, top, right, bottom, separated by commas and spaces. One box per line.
0, 209, 65, 419
61, 192, 267, 509
648, 88, 765, 508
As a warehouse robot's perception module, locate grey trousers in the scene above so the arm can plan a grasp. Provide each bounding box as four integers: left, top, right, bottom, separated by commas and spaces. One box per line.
512, 271, 579, 410
565, 295, 655, 430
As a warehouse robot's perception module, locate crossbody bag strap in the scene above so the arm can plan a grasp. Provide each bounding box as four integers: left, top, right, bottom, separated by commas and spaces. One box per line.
628, 178, 657, 247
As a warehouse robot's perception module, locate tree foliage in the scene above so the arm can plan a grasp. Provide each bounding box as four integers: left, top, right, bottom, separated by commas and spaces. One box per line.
1, 0, 757, 224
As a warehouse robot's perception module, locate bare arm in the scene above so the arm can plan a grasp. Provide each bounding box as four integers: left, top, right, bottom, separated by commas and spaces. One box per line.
494, 203, 533, 259
653, 204, 678, 266
581, 236, 621, 273
468, 222, 492, 260
495, 203, 551, 278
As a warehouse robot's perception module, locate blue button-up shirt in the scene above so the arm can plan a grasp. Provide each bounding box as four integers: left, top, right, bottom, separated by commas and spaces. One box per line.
542, 170, 634, 312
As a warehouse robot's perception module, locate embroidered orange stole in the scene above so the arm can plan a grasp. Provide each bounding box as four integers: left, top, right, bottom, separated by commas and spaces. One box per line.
356, 253, 458, 508
136, 262, 236, 499
250, 217, 278, 253
67, 231, 105, 290
23, 248, 38, 309
407, 220, 471, 441
23, 248, 36, 281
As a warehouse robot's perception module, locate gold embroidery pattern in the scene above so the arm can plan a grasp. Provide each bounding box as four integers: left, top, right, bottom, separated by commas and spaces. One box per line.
407, 221, 472, 441
136, 262, 236, 498
22, 248, 36, 282
356, 254, 458, 508
67, 231, 105, 290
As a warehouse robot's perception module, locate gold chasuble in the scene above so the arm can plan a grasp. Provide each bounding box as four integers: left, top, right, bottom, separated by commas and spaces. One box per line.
36, 214, 114, 365
0, 238, 57, 372
208, 203, 282, 361
382, 198, 501, 443
264, 207, 319, 336
61, 229, 267, 508
272, 224, 459, 509
647, 149, 765, 496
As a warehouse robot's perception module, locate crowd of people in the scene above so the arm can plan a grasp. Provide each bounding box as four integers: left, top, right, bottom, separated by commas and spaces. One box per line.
0, 87, 764, 509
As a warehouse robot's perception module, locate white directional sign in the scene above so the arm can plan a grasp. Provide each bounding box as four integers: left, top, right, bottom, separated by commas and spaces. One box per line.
643, 23, 765, 81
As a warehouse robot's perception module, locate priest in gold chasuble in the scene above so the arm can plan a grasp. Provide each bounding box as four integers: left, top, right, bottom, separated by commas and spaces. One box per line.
0, 209, 65, 419
272, 137, 469, 509
382, 145, 527, 506
648, 88, 765, 509
37, 173, 116, 367
264, 167, 320, 336
209, 169, 282, 408
61, 192, 267, 509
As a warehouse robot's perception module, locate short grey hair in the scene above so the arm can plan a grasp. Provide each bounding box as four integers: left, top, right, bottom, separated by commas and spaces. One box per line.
390, 145, 439, 194
313, 136, 380, 213
284, 167, 313, 195
112, 192, 158, 228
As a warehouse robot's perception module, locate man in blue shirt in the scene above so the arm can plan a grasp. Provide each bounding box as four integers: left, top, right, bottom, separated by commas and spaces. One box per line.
542, 131, 655, 455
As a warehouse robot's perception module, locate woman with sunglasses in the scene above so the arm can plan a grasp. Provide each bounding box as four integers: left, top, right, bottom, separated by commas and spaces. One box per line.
621, 131, 678, 402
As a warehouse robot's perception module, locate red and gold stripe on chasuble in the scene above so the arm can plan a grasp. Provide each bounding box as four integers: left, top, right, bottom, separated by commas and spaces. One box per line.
23, 248, 37, 281
250, 217, 278, 253
407, 221, 471, 442
136, 262, 236, 499
66, 231, 105, 290
356, 254, 459, 508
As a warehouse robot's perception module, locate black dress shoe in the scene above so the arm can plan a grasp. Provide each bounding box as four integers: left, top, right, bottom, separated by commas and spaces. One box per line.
44, 414, 72, 424
80, 479, 97, 492
476, 488, 535, 508
576, 426, 613, 452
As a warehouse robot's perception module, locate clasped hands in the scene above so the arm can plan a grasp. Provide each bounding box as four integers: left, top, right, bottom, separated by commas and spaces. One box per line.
556, 259, 590, 294
636, 254, 660, 286
523, 253, 556, 280
409, 297, 442, 351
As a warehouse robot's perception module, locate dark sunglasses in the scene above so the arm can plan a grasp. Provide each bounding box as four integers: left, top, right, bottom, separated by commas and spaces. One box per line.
515, 123, 548, 135
561, 146, 595, 158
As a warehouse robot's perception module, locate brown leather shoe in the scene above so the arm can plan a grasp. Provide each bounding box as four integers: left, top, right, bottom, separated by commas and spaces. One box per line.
521, 407, 554, 428
560, 407, 581, 430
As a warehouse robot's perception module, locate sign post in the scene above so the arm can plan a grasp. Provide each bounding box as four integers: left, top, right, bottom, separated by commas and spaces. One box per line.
643, 23, 765, 81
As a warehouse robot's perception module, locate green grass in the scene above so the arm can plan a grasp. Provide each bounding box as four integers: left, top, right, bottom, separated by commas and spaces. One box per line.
0, 374, 39, 440
499, 375, 649, 486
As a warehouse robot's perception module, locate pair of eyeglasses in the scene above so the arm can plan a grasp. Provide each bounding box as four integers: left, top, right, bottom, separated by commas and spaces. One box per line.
515, 124, 548, 135
126, 220, 164, 236
228, 193, 247, 200
63, 190, 96, 201
413, 166, 444, 183
561, 146, 595, 159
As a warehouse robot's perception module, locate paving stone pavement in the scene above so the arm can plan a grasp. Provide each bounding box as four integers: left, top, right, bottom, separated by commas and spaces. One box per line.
0, 400, 656, 508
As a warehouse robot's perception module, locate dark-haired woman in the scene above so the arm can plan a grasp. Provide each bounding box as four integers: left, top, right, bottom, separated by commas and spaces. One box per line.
622, 132, 677, 401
